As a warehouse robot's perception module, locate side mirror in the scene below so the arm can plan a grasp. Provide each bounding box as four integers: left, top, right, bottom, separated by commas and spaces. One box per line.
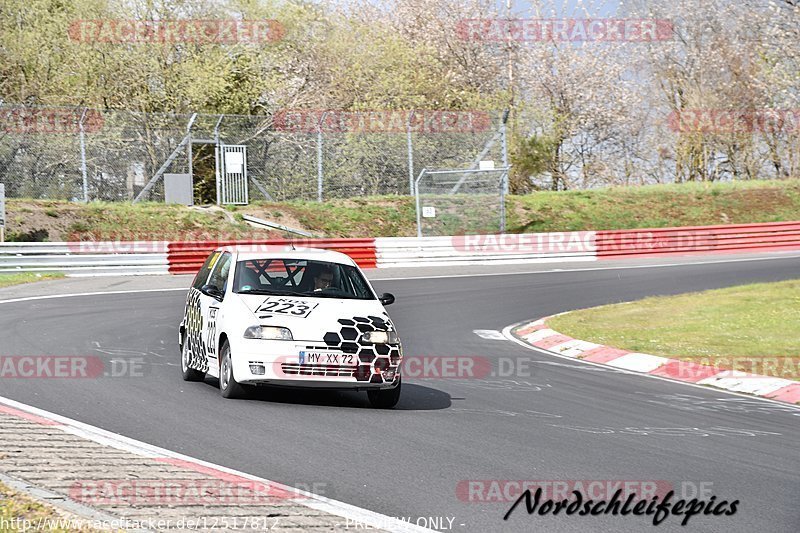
379, 293, 395, 306
201, 284, 224, 301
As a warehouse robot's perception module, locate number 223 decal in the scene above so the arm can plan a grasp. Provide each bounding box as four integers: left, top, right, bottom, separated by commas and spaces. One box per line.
257, 297, 319, 319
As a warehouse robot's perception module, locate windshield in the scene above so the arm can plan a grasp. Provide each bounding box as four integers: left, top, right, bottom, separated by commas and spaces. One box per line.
233, 258, 376, 300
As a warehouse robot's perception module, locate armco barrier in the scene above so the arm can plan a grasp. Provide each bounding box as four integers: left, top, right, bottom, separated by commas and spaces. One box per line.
0, 242, 168, 276
1, 221, 799, 276
167, 239, 377, 274
375, 233, 596, 268
596, 221, 800, 258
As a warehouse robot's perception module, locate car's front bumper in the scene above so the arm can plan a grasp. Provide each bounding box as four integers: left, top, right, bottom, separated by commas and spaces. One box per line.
231, 339, 402, 390
239, 377, 400, 390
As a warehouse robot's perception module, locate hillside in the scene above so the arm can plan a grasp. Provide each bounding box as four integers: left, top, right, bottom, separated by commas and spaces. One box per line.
3, 180, 799, 242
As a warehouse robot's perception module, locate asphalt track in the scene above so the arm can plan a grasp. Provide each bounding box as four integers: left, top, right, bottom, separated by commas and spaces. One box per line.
1, 254, 799, 532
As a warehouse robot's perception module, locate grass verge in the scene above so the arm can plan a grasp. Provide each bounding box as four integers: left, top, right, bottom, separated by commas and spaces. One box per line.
3, 179, 800, 241
0, 273, 64, 289
0, 481, 99, 532
548, 279, 800, 381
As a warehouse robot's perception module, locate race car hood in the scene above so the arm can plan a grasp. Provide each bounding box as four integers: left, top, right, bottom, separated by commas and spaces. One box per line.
234, 293, 395, 342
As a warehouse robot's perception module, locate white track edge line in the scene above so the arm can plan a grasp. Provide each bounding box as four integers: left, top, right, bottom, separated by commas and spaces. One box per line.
0, 287, 187, 305
367, 253, 800, 280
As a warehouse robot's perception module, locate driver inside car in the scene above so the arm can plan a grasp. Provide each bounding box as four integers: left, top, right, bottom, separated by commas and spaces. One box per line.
313, 266, 335, 291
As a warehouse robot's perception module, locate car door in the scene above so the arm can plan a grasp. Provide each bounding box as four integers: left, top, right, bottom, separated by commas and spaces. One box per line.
202, 252, 232, 374
183, 251, 222, 375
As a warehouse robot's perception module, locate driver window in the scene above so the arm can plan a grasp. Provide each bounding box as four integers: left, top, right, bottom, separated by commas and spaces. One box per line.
192, 252, 220, 290
208, 253, 233, 295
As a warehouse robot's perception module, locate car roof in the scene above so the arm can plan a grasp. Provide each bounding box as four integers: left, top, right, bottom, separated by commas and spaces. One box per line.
215, 246, 358, 266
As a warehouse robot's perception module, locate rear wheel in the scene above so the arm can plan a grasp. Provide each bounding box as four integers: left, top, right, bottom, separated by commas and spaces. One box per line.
367, 378, 401, 409
219, 339, 247, 399
181, 339, 205, 382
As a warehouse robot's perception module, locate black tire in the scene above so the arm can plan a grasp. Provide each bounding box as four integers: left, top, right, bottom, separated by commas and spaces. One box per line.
367, 378, 401, 409
219, 339, 247, 399
181, 338, 205, 382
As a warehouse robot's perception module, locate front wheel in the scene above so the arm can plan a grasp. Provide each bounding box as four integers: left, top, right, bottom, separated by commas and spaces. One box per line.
181, 339, 205, 382
367, 379, 401, 409
219, 340, 247, 399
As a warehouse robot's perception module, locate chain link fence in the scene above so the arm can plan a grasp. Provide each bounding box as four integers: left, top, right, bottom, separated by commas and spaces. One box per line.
0, 104, 507, 203
414, 168, 510, 237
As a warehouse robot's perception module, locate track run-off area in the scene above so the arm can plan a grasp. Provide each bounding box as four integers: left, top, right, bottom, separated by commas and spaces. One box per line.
1, 253, 799, 532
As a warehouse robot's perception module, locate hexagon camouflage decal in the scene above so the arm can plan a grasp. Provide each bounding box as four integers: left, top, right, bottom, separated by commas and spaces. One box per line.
323, 314, 401, 382
184, 289, 210, 373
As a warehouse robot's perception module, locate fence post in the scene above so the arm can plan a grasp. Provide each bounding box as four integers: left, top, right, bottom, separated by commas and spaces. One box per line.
500, 169, 507, 234
187, 115, 195, 186
414, 168, 427, 238
501, 109, 509, 195
407, 110, 415, 195
500, 110, 509, 233
317, 111, 327, 202
213, 115, 224, 206
78, 108, 89, 203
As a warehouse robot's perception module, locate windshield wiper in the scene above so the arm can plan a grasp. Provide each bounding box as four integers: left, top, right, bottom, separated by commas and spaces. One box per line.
279, 290, 313, 297
237, 288, 311, 297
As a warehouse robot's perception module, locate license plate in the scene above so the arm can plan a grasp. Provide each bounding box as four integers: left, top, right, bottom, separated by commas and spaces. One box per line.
299, 351, 357, 366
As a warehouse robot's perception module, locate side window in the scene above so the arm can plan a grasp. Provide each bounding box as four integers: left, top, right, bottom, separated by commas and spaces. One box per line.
192, 252, 221, 290
342, 265, 374, 299
208, 253, 233, 294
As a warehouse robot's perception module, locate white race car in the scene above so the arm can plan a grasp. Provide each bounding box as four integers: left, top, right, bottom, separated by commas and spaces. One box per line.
178, 246, 402, 408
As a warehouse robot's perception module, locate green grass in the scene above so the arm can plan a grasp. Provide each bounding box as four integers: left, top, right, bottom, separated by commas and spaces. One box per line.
0, 481, 98, 532
4, 179, 800, 240
506, 179, 800, 232
68, 202, 250, 240
548, 279, 800, 381
0, 273, 64, 289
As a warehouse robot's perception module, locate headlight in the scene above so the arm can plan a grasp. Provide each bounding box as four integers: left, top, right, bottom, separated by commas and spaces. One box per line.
244, 326, 293, 340
362, 330, 399, 344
